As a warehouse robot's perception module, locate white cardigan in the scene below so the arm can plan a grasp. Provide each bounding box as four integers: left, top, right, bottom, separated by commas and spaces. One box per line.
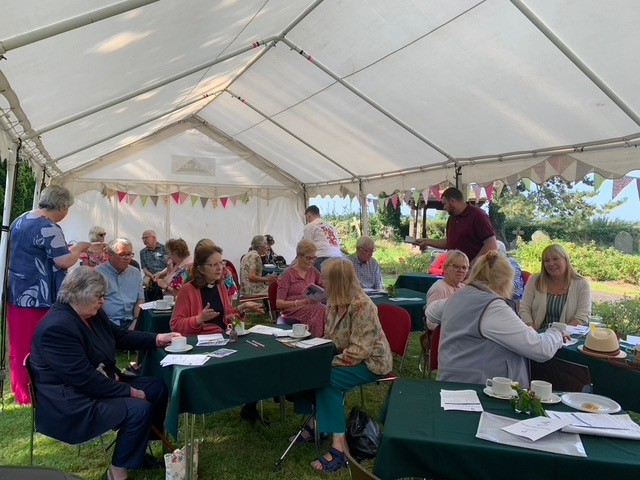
519, 275, 591, 330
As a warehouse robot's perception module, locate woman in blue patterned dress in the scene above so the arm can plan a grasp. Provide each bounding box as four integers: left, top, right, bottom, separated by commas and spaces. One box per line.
8, 185, 91, 404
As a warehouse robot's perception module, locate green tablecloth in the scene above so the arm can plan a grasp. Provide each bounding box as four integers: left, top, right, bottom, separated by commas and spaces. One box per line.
374, 379, 640, 480
142, 333, 335, 438
556, 340, 640, 412
369, 288, 425, 331
136, 308, 172, 334
395, 273, 441, 293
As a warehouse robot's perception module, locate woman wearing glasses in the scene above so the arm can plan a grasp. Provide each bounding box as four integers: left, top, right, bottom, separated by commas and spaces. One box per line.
170, 240, 262, 336
276, 239, 327, 337
425, 250, 469, 331
79, 226, 109, 267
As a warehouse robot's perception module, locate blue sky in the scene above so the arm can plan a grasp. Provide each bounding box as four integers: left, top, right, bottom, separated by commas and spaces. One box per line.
310, 170, 640, 222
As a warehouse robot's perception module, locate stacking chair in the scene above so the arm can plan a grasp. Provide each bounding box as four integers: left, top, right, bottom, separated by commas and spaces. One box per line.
419, 325, 441, 379
358, 305, 412, 406
529, 357, 593, 393
24, 354, 112, 467
344, 449, 382, 480
227, 258, 270, 304
267, 280, 280, 324
521, 270, 532, 285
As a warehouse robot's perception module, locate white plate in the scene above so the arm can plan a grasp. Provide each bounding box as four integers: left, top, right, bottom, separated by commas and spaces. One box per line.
483, 386, 517, 400
289, 332, 311, 339
540, 393, 562, 404
561, 392, 621, 413
164, 344, 193, 353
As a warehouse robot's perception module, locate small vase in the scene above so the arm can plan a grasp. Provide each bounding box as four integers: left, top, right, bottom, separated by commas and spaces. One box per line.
227, 324, 238, 343
511, 394, 532, 415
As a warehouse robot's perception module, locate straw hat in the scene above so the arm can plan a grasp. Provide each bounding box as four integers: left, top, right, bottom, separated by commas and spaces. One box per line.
578, 328, 627, 359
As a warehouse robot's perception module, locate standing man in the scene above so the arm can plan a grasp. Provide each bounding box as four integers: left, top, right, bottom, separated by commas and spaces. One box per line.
302, 205, 343, 270
140, 230, 168, 301
348, 236, 383, 290
96, 238, 145, 329
415, 187, 497, 264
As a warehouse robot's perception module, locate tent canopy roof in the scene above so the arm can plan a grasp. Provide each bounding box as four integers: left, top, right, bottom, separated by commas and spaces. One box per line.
1, 0, 639, 198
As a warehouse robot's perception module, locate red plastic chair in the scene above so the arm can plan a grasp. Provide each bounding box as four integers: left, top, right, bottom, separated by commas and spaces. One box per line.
429, 325, 441, 372
227, 258, 269, 303
268, 280, 280, 323
521, 270, 531, 285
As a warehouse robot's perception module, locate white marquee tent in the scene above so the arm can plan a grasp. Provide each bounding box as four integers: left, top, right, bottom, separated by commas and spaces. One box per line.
1, 0, 640, 266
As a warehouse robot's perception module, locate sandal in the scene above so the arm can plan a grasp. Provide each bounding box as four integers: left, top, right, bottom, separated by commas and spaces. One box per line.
311, 447, 347, 473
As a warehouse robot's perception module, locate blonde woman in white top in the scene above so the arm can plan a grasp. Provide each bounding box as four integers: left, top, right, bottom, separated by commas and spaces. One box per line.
425, 250, 468, 331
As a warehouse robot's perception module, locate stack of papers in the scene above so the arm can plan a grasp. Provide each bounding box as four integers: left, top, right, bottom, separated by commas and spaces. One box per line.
567, 325, 590, 336
546, 411, 640, 440
206, 348, 237, 358
440, 389, 483, 412
197, 334, 228, 346
160, 354, 210, 367
247, 325, 289, 337
501, 416, 571, 441
295, 338, 333, 349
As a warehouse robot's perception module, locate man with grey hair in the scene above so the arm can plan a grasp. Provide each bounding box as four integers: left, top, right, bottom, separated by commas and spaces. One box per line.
96, 238, 145, 329
348, 236, 383, 290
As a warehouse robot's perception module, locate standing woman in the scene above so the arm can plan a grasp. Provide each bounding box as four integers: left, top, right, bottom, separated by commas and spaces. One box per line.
520, 244, 591, 331
7, 185, 91, 404
79, 226, 109, 267
276, 240, 326, 337
310, 258, 392, 473
425, 250, 469, 331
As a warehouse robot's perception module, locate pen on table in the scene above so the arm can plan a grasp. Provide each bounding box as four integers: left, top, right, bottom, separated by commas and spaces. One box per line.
246, 340, 259, 348
252, 340, 266, 348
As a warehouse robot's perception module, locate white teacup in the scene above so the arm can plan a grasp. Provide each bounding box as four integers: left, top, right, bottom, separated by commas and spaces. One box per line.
292, 323, 309, 337
156, 299, 169, 309
485, 377, 513, 397
171, 336, 187, 350
163, 295, 174, 306
530, 380, 553, 401
236, 322, 245, 335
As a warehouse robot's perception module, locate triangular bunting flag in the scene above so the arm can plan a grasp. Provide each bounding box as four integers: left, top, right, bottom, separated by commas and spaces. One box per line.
483, 182, 494, 202
412, 190, 420, 204
522, 178, 532, 190
430, 187, 441, 201
211, 198, 218, 208
390, 195, 399, 209
532, 162, 547, 183
637, 179, 640, 202
230, 196, 237, 206
547, 154, 575, 176
220, 197, 229, 208
179, 192, 188, 204
422, 188, 429, 203
200, 197, 208, 208
574, 160, 592, 183
190, 195, 199, 206
471, 184, 482, 200
117, 191, 127, 203
493, 181, 504, 198
239, 193, 249, 204
140, 195, 149, 207
612, 176, 633, 199
128, 194, 138, 205
594, 173, 605, 192
171, 192, 181, 204
150, 195, 159, 207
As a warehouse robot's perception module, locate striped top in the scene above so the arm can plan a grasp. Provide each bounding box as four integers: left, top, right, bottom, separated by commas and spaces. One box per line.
543, 293, 568, 329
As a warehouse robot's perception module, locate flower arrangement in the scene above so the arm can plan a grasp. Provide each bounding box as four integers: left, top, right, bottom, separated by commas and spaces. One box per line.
510, 383, 546, 416
386, 284, 397, 298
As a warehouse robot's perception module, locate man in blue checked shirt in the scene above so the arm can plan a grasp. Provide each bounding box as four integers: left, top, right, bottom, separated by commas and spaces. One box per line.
347, 236, 383, 290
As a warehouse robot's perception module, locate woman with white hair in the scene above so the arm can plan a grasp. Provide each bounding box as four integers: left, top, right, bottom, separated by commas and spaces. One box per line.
426, 250, 566, 387
7, 185, 92, 404
240, 235, 277, 296
424, 249, 469, 331
30, 267, 179, 480
79, 226, 109, 267
520, 244, 591, 331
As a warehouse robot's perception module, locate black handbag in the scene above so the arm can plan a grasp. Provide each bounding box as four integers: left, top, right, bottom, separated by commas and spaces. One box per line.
345, 407, 382, 461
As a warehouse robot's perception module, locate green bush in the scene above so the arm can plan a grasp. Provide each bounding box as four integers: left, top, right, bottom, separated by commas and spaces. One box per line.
515, 239, 640, 285
593, 297, 640, 337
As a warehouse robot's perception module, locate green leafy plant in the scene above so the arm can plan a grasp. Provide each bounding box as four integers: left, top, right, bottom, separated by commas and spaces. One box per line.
510, 383, 546, 416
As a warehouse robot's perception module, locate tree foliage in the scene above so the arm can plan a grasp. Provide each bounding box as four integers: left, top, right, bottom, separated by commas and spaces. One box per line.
0, 160, 36, 222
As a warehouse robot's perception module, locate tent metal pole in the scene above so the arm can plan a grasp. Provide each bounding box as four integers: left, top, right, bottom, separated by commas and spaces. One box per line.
23, 36, 280, 140
31, 168, 44, 210
281, 38, 453, 161
0, 141, 18, 316
511, 0, 640, 127
226, 91, 357, 178
0, 0, 159, 55
358, 180, 369, 236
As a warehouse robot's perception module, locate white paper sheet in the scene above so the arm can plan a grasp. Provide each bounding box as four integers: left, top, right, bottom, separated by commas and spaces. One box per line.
440, 389, 483, 412
567, 325, 590, 336
160, 354, 210, 367
247, 325, 289, 337
388, 297, 423, 302
196, 334, 228, 346
207, 348, 237, 358
295, 338, 333, 349
561, 338, 579, 347
501, 416, 572, 441
476, 412, 586, 457
622, 334, 640, 346
546, 411, 640, 440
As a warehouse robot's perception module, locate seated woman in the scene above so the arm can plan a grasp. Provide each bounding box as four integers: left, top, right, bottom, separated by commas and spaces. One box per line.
240, 235, 277, 297
520, 244, 591, 331
426, 251, 566, 387
262, 234, 285, 265
170, 241, 262, 335
425, 250, 468, 331
309, 258, 392, 473
156, 238, 193, 296
276, 239, 326, 337
30, 267, 179, 480
79, 226, 109, 267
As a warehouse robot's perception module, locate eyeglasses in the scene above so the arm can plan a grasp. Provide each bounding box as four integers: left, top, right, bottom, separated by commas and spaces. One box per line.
116, 252, 134, 259
304, 255, 318, 261
448, 264, 469, 272
98, 233, 106, 237
203, 262, 225, 269
142, 236, 155, 240
358, 247, 376, 254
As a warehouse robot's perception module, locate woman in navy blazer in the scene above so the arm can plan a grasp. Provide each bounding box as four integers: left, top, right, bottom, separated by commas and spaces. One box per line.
30, 267, 179, 480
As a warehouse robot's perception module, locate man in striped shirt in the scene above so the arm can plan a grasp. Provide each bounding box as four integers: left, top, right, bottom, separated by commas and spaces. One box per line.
348, 236, 383, 290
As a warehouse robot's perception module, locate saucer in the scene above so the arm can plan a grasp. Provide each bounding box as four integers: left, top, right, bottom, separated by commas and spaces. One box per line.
165, 344, 193, 353
290, 331, 311, 339
236, 331, 249, 337
483, 386, 517, 400
539, 393, 562, 404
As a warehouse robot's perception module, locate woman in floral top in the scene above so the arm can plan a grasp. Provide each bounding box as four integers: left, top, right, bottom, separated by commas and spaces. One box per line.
309, 257, 392, 473
157, 238, 192, 296
240, 235, 277, 297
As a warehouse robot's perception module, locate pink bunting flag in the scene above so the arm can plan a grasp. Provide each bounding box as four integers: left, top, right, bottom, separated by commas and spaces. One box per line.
179, 192, 188, 204
390, 195, 399, 209
430, 187, 441, 201
422, 188, 429, 203
483, 182, 494, 202
117, 191, 127, 203
230, 196, 237, 206
612, 176, 634, 199
220, 197, 229, 208
128, 194, 138, 205
171, 192, 181, 204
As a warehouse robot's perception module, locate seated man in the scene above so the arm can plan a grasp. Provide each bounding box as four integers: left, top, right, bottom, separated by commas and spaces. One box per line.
96, 238, 144, 329
347, 236, 383, 290
30, 267, 179, 480
140, 230, 168, 301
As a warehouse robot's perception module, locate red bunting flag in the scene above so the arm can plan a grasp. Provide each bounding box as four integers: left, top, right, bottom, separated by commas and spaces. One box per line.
220, 197, 229, 208
171, 192, 181, 204
117, 191, 127, 203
